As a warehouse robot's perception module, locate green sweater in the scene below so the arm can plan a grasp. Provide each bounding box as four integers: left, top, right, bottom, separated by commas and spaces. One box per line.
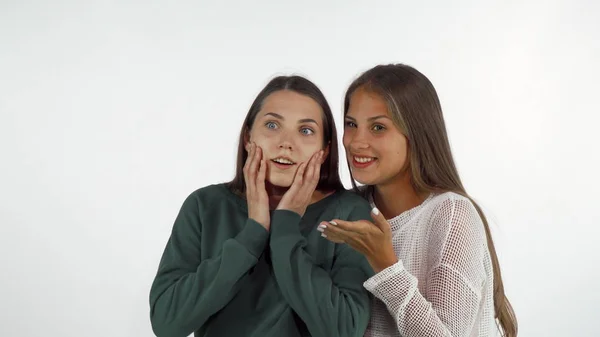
149, 183, 374, 337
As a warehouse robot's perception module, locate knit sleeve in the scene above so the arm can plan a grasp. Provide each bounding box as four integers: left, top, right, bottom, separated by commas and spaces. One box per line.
363, 196, 490, 337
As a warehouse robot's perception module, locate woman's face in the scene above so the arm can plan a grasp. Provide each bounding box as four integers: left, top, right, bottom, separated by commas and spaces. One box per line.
342, 87, 409, 187
247, 90, 328, 187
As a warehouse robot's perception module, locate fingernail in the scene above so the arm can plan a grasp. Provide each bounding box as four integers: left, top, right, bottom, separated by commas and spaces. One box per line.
318, 223, 327, 229
321, 233, 327, 238
329, 221, 337, 226
316, 227, 324, 233
372, 207, 380, 215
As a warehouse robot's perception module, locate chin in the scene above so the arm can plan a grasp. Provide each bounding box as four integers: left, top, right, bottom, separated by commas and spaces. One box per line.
267, 174, 294, 188
351, 171, 380, 186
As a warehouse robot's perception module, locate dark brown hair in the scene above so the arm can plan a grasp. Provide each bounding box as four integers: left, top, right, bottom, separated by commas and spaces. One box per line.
227, 75, 344, 195
344, 64, 518, 336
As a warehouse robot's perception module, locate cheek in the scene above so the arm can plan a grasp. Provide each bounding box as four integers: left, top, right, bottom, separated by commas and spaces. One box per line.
375, 136, 403, 159
250, 131, 274, 149
388, 139, 409, 165
342, 133, 350, 150
398, 137, 409, 157
302, 143, 322, 159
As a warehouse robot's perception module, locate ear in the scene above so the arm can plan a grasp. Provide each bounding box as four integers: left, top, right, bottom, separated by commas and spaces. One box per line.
321, 143, 330, 164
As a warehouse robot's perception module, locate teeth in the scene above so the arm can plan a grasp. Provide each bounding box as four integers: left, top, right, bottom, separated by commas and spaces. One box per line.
354, 156, 375, 163
273, 158, 295, 165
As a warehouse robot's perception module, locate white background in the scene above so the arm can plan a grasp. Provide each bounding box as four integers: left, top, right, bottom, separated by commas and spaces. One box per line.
1, 1, 599, 336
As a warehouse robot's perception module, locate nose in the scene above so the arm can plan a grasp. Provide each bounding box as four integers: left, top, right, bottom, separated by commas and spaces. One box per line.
279, 142, 292, 150
347, 128, 369, 152
278, 134, 293, 150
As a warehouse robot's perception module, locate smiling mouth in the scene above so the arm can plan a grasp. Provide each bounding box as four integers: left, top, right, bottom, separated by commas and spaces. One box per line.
353, 156, 376, 163
351, 155, 377, 168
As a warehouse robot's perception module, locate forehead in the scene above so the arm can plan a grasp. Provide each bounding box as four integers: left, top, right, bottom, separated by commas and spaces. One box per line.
258, 90, 323, 123
347, 87, 390, 117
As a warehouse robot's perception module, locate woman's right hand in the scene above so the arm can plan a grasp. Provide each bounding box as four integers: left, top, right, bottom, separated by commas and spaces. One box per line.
243, 142, 270, 231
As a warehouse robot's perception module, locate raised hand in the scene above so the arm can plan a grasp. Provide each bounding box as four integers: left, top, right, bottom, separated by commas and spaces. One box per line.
243, 142, 270, 230
276, 150, 324, 217
318, 208, 398, 272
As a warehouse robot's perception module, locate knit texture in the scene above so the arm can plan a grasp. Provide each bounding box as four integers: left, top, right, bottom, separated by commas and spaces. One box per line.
364, 192, 498, 337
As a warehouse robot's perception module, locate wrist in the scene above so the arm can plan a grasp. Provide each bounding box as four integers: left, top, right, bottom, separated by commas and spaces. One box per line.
369, 248, 398, 273
248, 216, 270, 231
275, 205, 303, 217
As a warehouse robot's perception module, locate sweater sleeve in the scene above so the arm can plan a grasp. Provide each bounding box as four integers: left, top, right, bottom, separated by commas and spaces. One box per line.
269, 206, 373, 337
149, 193, 269, 337
363, 197, 489, 337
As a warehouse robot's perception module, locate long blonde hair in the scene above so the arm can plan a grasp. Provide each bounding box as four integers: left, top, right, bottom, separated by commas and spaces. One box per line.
344, 64, 518, 336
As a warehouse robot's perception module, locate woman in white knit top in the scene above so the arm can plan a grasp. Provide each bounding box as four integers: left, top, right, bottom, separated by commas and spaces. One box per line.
318, 64, 518, 337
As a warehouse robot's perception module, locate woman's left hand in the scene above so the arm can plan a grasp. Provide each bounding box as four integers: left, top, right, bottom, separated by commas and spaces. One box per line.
276, 150, 323, 217
319, 209, 398, 273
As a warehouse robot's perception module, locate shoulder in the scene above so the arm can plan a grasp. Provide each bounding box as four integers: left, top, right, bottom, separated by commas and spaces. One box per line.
334, 189, 371, 209
427, 192, 480, 221
335, 188, 369, 204
331, 189, 372, 221
426, 192, 486, 249
346, 184, 373, 200
180, 183, 241, 213
188, 183, 231, 199
425, 193, 490, 279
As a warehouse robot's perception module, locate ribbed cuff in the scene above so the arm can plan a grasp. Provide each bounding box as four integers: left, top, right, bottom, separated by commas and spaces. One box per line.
235, 218, 269, 258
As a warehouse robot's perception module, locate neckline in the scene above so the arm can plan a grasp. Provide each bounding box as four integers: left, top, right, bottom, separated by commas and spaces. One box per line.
220, 184, 342, 213
368, 190, 435, 231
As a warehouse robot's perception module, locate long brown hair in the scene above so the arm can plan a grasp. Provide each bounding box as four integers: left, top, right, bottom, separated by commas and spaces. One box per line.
227, 75, 345, 195
344, 64, 518, 336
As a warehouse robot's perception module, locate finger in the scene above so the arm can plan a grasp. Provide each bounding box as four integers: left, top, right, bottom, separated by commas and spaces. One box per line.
320, 232, 345, 243
251, 146, 262, 175
370, 207, 392, 235
316, 222, 346, 243
243, 143, 256, 187
243, 142, 255, 172
319, 221, 358, 242
311, 150, 324, 183
302, 154, 319, 188
320, 149, 327, 164
304, 153, 317, 180
257, 158, 267, 190
291, 162, 307, 188
248, 146, 262, 189
326, 218, 363, 233
300, 151, 321, 193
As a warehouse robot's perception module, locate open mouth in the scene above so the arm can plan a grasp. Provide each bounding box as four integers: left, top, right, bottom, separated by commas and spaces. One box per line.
271, 157, 296, 169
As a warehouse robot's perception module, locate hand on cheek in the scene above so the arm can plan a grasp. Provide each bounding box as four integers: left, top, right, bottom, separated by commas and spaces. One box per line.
243, 142, 271, 230
275, 150, 324, 217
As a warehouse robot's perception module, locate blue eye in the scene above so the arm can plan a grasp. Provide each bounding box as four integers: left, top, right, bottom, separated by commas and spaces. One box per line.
301, 127, 314, 135
345, 121, 356, 128
265, 121, 278, 129
372, 124, 385, 131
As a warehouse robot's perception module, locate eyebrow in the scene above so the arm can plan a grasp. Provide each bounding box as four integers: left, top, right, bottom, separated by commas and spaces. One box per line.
264, 112, 318, 125
345, 115, 392, 122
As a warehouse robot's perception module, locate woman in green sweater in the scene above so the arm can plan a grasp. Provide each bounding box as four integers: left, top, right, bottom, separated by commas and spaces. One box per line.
149, 75, 374, 337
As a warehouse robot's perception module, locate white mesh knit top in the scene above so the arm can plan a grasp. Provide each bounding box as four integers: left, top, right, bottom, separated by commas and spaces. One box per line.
364, 191, 498, 337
